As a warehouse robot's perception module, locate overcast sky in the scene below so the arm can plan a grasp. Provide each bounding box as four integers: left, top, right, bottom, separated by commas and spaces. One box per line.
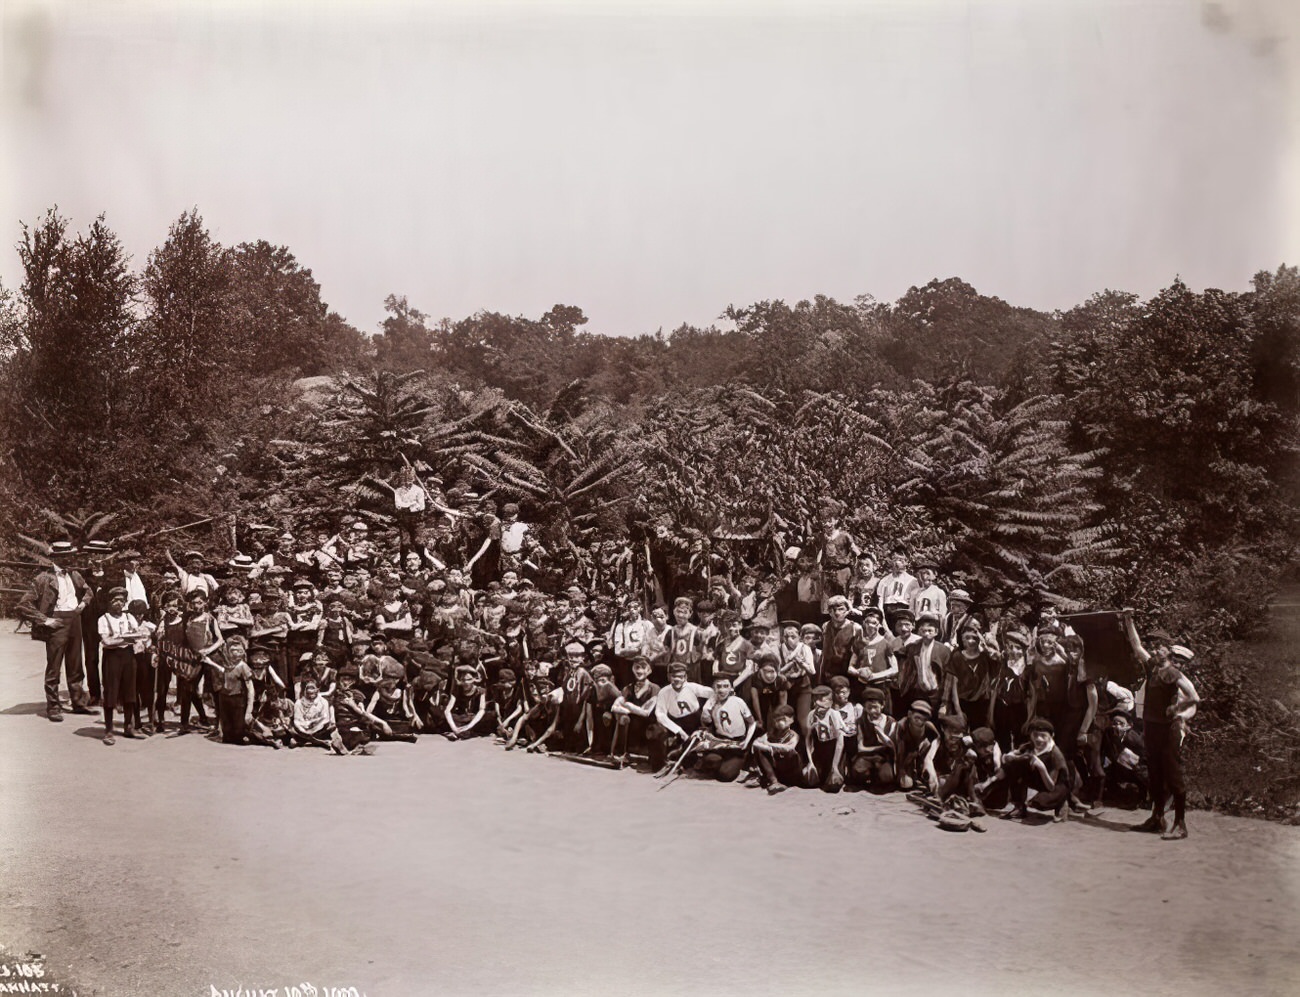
1, 0, 1296, 336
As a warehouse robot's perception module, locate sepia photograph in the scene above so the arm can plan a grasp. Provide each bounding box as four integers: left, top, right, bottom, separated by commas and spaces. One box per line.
1, 1, 1298, 995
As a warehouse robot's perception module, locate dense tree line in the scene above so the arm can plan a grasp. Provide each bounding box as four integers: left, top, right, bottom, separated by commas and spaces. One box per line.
2, 208, 1297, 774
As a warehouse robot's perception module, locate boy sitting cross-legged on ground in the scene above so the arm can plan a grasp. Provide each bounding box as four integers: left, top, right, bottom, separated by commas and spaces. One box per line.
431, 664, 492, 740
490, 668, 525, 739
330, 665, 390, 755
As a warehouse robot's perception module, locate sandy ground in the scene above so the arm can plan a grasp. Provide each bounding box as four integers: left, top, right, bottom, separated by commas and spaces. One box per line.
1, 630, 1298, 997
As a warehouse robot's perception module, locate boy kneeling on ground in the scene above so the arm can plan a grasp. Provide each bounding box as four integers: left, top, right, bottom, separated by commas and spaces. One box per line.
982, 717, 1071, 821
610, 656, 660, 764
694, 673, 757, 782
648, 662, 712, 773
509, 675, 564, 752
803, 685, 846, 792
847, 687, 897, 791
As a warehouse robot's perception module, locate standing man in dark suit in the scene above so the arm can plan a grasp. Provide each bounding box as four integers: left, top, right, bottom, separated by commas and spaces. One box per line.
80, 539, 115, 708
17, 541, 94, 721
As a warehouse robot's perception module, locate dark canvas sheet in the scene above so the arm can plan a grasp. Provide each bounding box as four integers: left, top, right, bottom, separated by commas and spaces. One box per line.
1061, 610, 1143, 686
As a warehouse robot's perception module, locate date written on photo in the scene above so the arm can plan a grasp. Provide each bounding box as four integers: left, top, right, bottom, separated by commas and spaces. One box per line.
0, 956, 64, 994
209, 987, 367, 997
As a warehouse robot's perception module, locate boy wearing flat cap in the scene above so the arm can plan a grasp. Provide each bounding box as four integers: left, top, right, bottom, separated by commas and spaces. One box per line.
216, 635, 256, 745
821, 595, 867, 687
695, 673, 756, 782
746, 652, 790, 732
894, 700, 940, 791
97, 586, 146, 744
991, 717, 1072, 821
1123, 613, 1200, 840
490, 668, 525, 740
849, 606, 898, 711
803, 685, 845, 791
510, 675, 564, 752
712, 610, 756, 688
848, 687, 898, 791
989, 626, 1032, 751
897, 615, 948, 716
553, 639, 596, 753
752, 704, 803, 794
648, 663, 712, 773
589, 664, 623, 755
610, 656, 660, 763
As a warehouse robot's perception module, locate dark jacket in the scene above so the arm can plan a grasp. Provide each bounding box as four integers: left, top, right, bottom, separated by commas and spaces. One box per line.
17, 569, 89, 623
899, 639, 951, 693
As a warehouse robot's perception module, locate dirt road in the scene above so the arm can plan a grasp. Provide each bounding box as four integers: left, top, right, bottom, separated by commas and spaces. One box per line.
1, 630, 1297, 997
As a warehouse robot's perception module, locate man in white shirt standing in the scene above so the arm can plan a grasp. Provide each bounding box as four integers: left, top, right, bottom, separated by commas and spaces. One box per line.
119, 549, 150, 609
499, 503, 541, 575
167, 549, 218, 599
390, 465, 428, 551
17, 541, 94, 721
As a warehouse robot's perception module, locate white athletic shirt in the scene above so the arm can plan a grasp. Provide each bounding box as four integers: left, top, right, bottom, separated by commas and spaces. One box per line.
611, 618, 656, 658
655, 682, 712, 722
778, 641, 816, 678
808, 707, 845, 743
878, 571, 918, 609
702, 694, 753, 740
834, 701, 862, 738
500, 520, 529, 554
911, 584, 948, 620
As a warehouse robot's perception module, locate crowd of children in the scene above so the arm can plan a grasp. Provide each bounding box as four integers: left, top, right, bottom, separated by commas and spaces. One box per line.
19, 502, 1201, 841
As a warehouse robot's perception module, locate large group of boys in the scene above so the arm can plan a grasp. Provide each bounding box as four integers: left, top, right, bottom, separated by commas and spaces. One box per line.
18, 494, 1200, 839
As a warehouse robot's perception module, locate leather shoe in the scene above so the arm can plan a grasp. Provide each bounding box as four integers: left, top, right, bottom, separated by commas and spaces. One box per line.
48, 712, 64, 723
69, 705, 95, 715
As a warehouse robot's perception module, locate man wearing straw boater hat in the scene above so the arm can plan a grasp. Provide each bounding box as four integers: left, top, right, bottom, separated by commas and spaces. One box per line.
17, 540, 95, 721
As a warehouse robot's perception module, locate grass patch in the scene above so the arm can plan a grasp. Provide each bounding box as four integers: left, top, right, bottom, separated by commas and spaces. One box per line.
1184, 590, 1300, 823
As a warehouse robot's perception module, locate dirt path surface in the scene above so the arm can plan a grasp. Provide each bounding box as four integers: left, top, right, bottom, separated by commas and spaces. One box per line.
1, 631, 1297, 997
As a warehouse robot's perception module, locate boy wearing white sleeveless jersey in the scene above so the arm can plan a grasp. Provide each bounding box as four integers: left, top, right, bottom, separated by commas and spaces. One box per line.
697, 674, 756, 782
648, 663, 712, 772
